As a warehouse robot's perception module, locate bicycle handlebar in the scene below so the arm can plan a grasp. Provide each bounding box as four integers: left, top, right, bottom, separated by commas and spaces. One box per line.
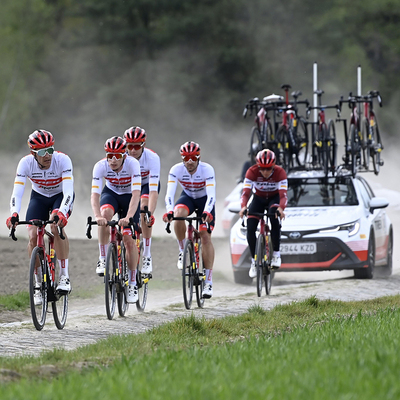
86, 216, 137, 239
306, 104, 341, 118
9, 219, 65, 242
165, 216, 212, 234
140, 205, 152, 227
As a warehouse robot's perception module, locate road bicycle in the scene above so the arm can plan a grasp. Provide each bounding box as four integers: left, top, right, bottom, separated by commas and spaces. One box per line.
243, 94, 284, 163
10, 218, 68, 331
86, 215, 150, 319
165, 212, 210, 309
306, 89, 340, 176
245, 210, 280, 297
275, 84, 309, 171
361, 90, 384, 175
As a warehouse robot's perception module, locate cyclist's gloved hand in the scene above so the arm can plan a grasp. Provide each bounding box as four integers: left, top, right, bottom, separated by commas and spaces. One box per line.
56, 211, 68, 227
201, 211, 213, 223
6, 212, 19, 228
148, 215, 155, 227
163, 211, 174, 222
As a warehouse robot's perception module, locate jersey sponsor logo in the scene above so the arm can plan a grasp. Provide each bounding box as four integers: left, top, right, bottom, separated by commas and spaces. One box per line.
63, 169, 72, 174
105, 177, 132, 185
31, 177, 63, 187
141, 170, 150, 178
179, 180, 206, 189
206, 176, 214, 180
16, 173, 26, 178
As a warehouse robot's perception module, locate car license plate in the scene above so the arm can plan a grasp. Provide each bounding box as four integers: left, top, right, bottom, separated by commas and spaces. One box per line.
280, 242, 317, 255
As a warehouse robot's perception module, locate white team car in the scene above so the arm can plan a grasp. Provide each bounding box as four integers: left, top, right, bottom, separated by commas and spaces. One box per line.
229, 169, 393, 285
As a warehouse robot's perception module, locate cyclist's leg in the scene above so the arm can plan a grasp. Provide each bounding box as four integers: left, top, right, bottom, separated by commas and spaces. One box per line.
267, 196, 282, 268
247, 195, 265, 258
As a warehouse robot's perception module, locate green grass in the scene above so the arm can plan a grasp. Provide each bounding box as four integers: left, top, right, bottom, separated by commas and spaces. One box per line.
0, 292, 30, 311
2, 295, 400, 399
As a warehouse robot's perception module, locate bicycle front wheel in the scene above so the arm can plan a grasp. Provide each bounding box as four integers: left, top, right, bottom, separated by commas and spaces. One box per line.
264, 235, 273, 295
350, 124, 361, 177
195, 238, 205, 308
276, 126, 290, 171
136, 241, 148, 312
117, 243, 129, 316
51, 249, 68, 329
361, 118, 370, 170
105, 244, 117, 320
29, 246, 48, 331
182, 240, 194, 309
256, 234, 266, 297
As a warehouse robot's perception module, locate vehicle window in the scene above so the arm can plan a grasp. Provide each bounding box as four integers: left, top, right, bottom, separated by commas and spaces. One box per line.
287, 177, 358, 207
357, 176, 375, 198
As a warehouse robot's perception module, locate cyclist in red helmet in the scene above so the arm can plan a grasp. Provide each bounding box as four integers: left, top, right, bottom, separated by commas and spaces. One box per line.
91, 136, 141, 303
163, 141, 216, 299
124, 126, 160, 275
239, 149, 287, 277
6, 129, 75, 298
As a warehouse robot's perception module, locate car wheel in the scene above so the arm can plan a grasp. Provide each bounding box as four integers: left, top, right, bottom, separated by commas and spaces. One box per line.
381, 229, 393, 277
233, 270, 253, 285
354, 232, 375, 279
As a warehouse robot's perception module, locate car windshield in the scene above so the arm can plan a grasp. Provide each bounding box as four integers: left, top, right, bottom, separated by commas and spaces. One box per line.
287, 176, 358, 207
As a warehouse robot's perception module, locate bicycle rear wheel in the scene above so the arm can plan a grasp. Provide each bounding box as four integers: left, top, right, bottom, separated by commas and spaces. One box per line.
136, 241, 148, 312
264, 235, 273, 295
362, 118, 370, 170
295, 117, 309, 167
51, 249, 68, 329
250, 126, 262, 164
29, 246, 48, 331
117, 243, 129, 316
371, 116, 383, 175
105, 244, 117, 320
276, 126, 290, 171
327, 120, 337, 173
350, 124, 361, 177
182, 240, 194, 309
195, 238, 205, 308
256, 234, 265, 297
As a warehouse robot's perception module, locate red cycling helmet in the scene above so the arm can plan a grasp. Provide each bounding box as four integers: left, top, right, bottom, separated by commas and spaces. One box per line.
179, 141, 201, 157
27, 130, 55, 150
256, 149, 276, 168
124, 126, 146, 143
104, 136, 126, 153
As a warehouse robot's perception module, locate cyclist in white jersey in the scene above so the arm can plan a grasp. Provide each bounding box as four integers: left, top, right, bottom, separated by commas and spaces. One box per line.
6, 130, 74, 299
91, 136, 141, 303
163, 141, 216, 299
124, 126, 160, 274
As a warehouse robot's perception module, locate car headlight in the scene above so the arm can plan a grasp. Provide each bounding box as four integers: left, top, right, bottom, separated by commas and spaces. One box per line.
320, 220, 360, 237
338, 220, 360, 236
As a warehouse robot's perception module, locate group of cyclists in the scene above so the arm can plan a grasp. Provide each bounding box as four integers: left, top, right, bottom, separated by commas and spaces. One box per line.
6, 128, 221, 305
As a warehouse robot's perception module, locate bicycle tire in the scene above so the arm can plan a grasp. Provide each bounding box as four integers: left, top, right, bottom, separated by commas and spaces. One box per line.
361, 118, 370, 170
117, 243, 129, 316
350, 124, 360, 177
105, 243, 117, 320
319, 124, 329, 176
195, 238, 205, 308
327, 119, 337, 173
276, 125, 290, 171
51, 249, 68, 329
264, 119, 276, 154
182, 240, 194, 309
372, 116, 383, 175
136, 241, 148, 312
264, 234, 272, 295
250, 126, 262, 164
294, 117, 309, 167
29, 246, 48, 331
256, 233, 265, 297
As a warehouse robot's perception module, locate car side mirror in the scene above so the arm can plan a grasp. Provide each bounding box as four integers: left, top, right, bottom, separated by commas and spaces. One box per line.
228, 201, 241, 214
369, 197, 389, 213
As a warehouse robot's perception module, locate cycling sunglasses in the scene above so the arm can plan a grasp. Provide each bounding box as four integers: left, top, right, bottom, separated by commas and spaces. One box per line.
182, 155, 200, 162
32, 147, 54, 157
127, 143, 144, 151
259, 166, 273, 171
106, 153, 124, 160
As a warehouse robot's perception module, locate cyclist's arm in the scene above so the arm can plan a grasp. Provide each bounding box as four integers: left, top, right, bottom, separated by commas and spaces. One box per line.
10, 158, 29, 215
59, 155, 74, 217
203, 164, 216, 214
148, 152, 160, 214
91, 161, 106, 222
165, 166, 179, 213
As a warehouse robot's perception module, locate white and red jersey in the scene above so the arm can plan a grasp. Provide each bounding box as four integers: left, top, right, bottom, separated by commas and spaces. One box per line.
133, 148, 160, 191
10, 152, 74, 216
165, 161, 216, 214
91, 156, 141, 195
241, 164, 288, 209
